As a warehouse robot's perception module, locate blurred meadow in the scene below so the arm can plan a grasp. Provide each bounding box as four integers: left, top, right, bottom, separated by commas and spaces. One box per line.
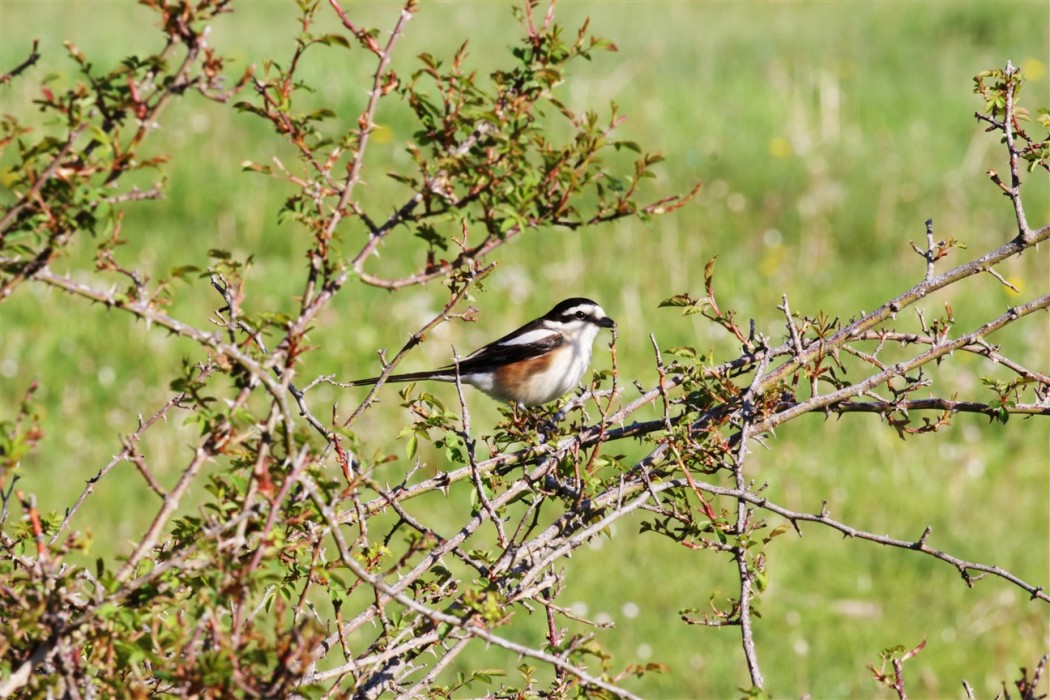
2, 1, 1048, 697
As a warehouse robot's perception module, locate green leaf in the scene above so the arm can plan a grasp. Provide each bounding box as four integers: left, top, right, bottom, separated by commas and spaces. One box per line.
665, 346, 698, 360
414, 224, 449, 251
762, 524, 792, 544
659, 293, 698, 308
315, 33, 351, 49
168, 265, 200, 280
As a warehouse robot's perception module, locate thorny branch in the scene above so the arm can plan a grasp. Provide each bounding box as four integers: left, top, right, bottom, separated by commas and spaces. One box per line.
0, 38, 40, 85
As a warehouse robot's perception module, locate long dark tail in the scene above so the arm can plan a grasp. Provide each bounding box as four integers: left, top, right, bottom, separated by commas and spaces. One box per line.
349, 370, 456, 387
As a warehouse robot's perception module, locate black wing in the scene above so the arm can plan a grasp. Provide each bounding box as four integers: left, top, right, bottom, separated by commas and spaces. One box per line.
350, 329, 563, 385
445, 331, 564, 374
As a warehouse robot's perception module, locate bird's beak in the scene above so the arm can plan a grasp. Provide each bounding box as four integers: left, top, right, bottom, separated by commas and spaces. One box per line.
599, 316, 616, 329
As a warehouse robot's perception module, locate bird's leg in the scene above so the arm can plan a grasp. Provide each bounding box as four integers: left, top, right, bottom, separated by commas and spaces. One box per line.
534, 406, 561, 445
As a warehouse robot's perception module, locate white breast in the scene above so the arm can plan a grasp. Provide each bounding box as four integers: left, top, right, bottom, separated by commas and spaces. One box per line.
514, 324, 600, 405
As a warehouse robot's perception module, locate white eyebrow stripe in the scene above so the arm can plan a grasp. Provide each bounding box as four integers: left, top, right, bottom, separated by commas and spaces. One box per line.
559, 304, 606, 321
499, 328, 561, 346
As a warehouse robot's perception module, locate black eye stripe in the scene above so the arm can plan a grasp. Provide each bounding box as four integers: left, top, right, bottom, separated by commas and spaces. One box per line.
558, 309, 594, 322
548, 302, 605, 324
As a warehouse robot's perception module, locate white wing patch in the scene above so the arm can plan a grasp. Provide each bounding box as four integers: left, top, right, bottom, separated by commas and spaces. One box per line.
497, 328, 561, 347
559, 304, 590, 318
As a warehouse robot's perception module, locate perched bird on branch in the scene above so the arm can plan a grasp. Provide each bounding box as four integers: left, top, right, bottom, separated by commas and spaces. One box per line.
350, 298, 615, 406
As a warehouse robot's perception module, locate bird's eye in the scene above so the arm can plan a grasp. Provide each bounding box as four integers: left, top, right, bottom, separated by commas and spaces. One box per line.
575, 311, 586, 320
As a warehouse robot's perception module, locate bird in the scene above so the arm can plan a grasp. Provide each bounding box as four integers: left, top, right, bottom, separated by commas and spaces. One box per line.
350, 298, 616, 406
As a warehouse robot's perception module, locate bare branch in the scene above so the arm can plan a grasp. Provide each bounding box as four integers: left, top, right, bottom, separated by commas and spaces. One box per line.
0, 38, 40, 84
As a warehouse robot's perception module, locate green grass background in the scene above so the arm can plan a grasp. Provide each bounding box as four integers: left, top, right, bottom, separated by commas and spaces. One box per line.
2, 1, 1048, 697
